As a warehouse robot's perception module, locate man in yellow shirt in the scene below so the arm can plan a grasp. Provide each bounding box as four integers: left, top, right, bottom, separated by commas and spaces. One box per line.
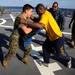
20, 4, 71, 68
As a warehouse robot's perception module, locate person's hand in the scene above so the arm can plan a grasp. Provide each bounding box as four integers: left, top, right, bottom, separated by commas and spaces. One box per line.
30, 15, 34, 19
69, 24, 71, 28
17, 17, 26, 24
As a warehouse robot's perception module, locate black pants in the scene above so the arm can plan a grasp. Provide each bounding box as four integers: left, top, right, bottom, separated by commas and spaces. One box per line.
72, 21, 75, 41
43, 37, 70, 63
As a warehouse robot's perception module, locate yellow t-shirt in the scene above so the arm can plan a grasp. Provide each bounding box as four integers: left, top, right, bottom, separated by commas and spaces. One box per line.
39, 10, 62, 41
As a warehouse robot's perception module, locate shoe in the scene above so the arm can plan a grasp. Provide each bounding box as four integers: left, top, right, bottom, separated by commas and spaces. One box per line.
22, 57, 30, 65
67, 57, 72, 68
39, 61, 43, 66
42, 62, 49, 67
3, 59, 8, 68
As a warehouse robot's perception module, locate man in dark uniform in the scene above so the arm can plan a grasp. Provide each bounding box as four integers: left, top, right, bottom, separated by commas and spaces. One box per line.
3, 4, 34, 68
49, 2, 65, 31
69, 10, 75, 48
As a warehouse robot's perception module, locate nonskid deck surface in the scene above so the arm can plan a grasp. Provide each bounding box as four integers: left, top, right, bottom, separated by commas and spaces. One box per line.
0, 13, 75, 75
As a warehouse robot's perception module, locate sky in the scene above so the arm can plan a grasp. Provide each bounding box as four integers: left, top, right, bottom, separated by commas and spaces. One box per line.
0, 0, 74, 9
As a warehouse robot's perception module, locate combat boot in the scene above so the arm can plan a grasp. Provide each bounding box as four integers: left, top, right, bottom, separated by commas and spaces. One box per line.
3, 58, 8, 68
22, 57, 30, 65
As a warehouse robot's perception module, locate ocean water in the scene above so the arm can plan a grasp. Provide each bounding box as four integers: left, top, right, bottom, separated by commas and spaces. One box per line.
3, 6, 22, 12
3, 6, 75, 17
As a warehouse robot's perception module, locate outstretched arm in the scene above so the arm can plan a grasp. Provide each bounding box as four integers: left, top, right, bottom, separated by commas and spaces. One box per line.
20, 18, 44, 29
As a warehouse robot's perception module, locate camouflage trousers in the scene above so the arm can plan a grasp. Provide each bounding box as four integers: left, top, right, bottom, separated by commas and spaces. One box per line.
4, 35, 32, 61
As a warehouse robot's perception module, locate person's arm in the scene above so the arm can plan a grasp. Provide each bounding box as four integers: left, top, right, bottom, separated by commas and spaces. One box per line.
21, 26, 32, 34
20, 18, 44, 29
69, 18, 73, 28
69, 12, 75, 28
69, 17, 74, 28
60, 11, 65, 30
18, 13, 48, 29
15, 17, 32, 34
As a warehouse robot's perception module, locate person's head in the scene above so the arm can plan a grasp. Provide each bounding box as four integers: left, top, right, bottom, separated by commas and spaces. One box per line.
22, 4, 33, 18
36, 3, 45, 16
52, 2, 58, 12
46, 5, 50, 10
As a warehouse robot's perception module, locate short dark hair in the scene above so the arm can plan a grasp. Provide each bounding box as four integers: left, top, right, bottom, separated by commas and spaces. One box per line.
23, 4, 33, 12
53, 2, 58, 6
36, 3, 44, 11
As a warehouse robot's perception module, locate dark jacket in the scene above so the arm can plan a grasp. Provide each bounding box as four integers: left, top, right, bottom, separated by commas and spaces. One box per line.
48, 8, 65, 31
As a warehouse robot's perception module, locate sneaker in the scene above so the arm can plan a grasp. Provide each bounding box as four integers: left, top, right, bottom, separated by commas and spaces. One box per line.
39, 61, 42, 66
67, 57, 72, 68
42, 62, 49, 67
